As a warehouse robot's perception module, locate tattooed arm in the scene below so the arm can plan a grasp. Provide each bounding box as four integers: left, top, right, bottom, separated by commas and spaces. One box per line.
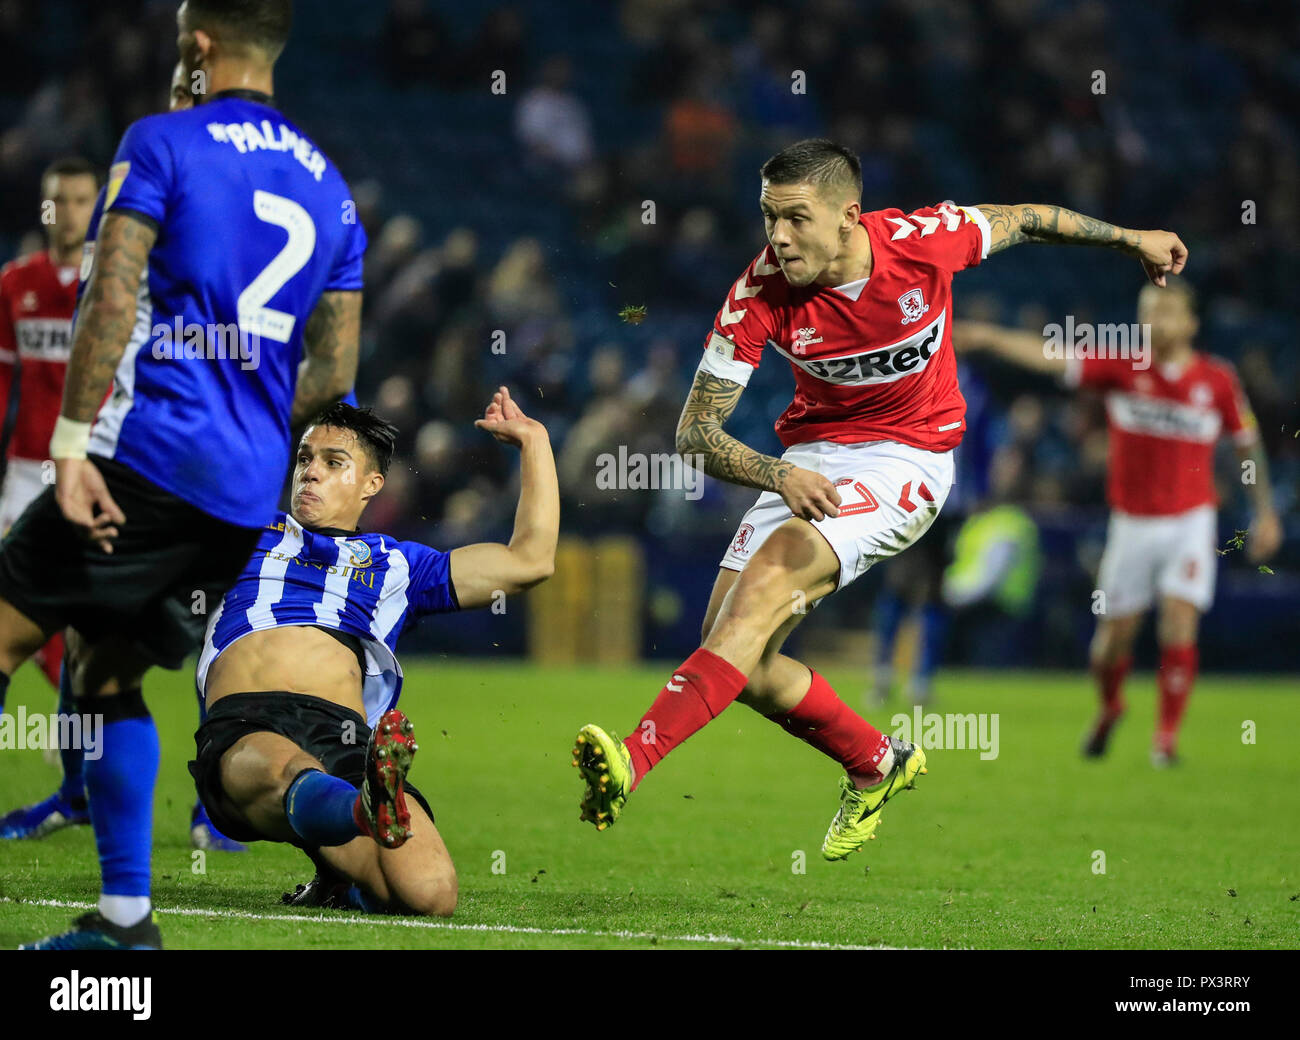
51, 210, 157, 550
675, 369, 841, 521
290, 289, 361, 431
61, 210, 155, 422
976, 204, 1187, 285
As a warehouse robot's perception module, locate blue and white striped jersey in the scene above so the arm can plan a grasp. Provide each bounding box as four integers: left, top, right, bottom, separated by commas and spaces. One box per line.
196, 511, 459, 726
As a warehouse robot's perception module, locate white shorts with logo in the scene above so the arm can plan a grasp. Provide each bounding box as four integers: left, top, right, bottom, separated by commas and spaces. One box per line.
1096, 504, 1217, 616
0, 457, 49, 535
720, 439, 955, 592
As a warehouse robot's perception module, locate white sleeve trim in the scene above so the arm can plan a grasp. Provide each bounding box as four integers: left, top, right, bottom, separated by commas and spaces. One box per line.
697, 343, 754, 386
961, 205, 992, 260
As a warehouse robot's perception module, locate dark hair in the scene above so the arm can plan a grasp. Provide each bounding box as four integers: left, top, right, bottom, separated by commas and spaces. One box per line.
41, 156, 99, 189
184, 0, 293, 60
307, 401, 398, 477
760, 139, 862, 201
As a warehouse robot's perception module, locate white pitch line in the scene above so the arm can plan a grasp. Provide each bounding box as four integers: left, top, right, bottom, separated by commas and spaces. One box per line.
3, 897, 903, 951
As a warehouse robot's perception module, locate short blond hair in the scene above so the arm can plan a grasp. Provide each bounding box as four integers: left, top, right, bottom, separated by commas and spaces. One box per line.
1138, 274, 1196, 314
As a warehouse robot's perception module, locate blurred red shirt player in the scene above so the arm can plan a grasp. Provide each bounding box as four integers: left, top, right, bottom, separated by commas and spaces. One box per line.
957, 279, 1281, 764
0, 157, 99, 688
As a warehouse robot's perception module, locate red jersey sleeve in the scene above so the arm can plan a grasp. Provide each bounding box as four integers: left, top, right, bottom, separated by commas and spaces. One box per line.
696, 248, 783, 387
878, 202, 990, 274
1214, 359, 1258, 446
1065, 354, 1131, 392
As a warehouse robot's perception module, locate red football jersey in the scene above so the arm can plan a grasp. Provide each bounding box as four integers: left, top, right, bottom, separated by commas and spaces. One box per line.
0, 250, 79, 462
1067, 352, 1256, 515
698, 202, 990, 452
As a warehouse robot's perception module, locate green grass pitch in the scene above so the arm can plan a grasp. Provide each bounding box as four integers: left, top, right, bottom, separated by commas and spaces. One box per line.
0, 660, 1295, 949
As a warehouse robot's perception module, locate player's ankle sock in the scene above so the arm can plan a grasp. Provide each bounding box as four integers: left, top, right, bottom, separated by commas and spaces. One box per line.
284, 768, 363, 846
767, 670, 892, 787
1093, 655, 1131, 717
1156, 644, 1197, 747
81, 688, 158, 918
0, 669, 9, 714
624, 648, 747, 790
98, 894, 152, 929
56, 662, 86, 806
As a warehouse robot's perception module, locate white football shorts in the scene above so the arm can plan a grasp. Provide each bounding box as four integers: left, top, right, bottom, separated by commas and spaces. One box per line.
720, 439, 954, 592
0, 457, 49, 535
1096, 504, 1217, 616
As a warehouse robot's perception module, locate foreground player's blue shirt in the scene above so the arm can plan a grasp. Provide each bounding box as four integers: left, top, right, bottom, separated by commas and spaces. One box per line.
196, 511, 459, 727
78, 183, 360, 408
85, 93, 366, 527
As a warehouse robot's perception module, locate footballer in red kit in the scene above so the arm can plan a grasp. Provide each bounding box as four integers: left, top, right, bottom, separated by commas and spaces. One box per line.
957, 278, 1280, 766
703, 198, 979, 453
0, 156, 99, 689
571, 138, 1190, 860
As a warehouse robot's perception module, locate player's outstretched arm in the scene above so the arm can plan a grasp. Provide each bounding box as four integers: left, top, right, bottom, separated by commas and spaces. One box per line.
290, 290, 361, 431
675, 369, 840, 521
1235, 439, 1283, 563
449, 386, 558, 607
952, 320, 1065, 375
976, 204, 1187, 285
50, 210, 156, 550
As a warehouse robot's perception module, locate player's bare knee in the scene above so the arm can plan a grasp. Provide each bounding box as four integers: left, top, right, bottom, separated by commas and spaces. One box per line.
219, 752, 277, 811
0, 597, 52, 671
278, 755, 327, 791
727, 562, 801, 628
1157, 603, 1198, 647
1089, 633, 1121, 671
395, 864, 458, 917
221, 739, 320, 816
1091, 617, 1138, 669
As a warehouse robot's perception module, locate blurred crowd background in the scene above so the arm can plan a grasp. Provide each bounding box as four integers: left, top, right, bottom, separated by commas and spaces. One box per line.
1, 0, 1295, 669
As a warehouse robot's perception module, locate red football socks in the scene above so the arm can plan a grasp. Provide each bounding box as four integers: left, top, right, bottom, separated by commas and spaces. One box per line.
1156, 644, 1198, 751
624, 648, 748, 790
767, 670, 891, 787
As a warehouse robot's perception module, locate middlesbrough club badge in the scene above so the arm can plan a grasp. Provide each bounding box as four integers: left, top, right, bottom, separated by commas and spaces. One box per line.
731, 522, 755, 555
898, 288, 929, 325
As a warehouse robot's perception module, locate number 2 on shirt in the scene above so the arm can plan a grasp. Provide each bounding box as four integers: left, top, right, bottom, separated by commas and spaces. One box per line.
237, 190, 317, 344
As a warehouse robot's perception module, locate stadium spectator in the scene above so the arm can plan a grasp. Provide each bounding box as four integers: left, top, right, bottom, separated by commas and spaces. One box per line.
514, 55, 594, 174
